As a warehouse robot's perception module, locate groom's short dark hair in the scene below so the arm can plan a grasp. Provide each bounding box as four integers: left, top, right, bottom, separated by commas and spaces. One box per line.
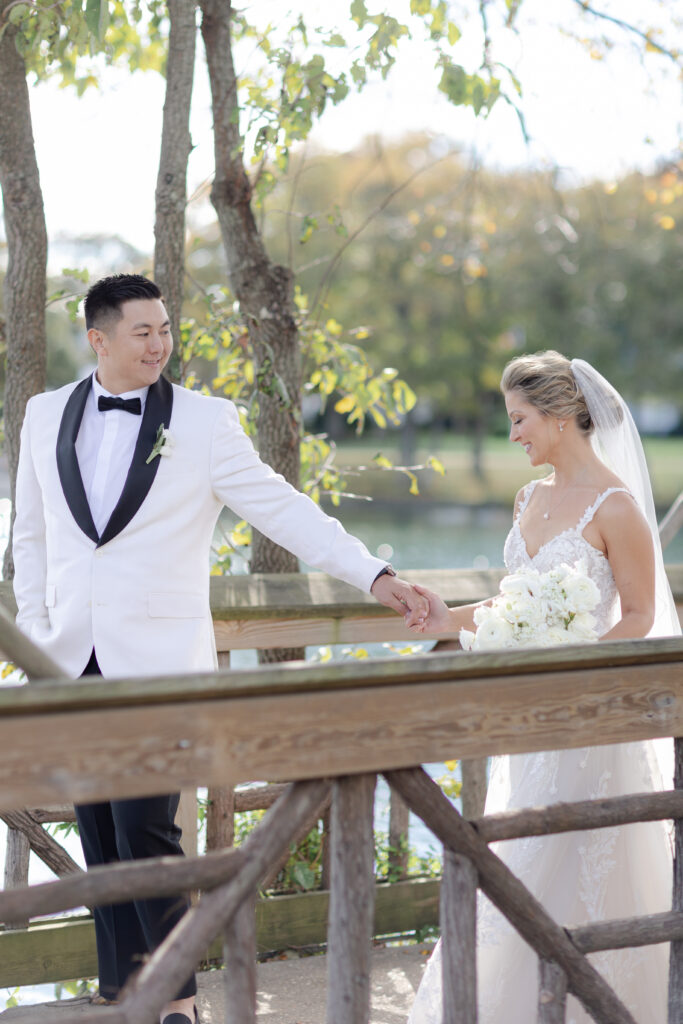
84, 274, 162, 332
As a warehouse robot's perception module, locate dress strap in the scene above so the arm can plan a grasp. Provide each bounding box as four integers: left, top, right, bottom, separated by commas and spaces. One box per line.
577, 487, 632, 531
515, 479, 541, 521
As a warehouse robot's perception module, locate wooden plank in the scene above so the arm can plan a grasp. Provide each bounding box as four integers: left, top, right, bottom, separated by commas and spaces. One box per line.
326, 775, 376, 1024
0, 652, 682, 809
2, 567, 680, 625
1, 569, 679, 655
0, 637, 680, 715
0, 879, 440, 987
441, 851, 477, 1024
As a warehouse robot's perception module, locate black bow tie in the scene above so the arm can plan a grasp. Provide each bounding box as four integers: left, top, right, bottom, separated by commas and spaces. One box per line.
98, 395, 142, 415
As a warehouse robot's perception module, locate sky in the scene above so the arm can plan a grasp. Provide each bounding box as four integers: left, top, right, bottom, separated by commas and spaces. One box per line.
9, 0, 683, 258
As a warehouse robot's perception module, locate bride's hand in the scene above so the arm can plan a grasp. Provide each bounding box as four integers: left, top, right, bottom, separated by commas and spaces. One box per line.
408, 583, 453, 635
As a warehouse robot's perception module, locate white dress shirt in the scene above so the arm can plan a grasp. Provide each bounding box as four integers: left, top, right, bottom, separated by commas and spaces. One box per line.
75, 372, 149, 535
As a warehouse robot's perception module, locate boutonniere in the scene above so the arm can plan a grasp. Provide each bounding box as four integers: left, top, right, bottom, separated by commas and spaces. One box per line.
146, 425, 174, 464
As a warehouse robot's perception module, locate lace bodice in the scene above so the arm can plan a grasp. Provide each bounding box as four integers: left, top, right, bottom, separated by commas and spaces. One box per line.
503, 480, 630, 637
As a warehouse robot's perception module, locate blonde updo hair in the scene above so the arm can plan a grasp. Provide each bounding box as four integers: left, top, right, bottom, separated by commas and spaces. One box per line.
501, 350, 593, 434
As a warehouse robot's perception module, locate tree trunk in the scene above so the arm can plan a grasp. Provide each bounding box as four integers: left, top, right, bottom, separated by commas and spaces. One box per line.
154, 0, 196, 384
0, 2, 48, 580
199, 0, 303, 662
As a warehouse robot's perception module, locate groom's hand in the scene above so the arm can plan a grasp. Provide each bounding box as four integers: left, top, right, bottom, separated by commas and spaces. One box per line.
370, 573, 429, 628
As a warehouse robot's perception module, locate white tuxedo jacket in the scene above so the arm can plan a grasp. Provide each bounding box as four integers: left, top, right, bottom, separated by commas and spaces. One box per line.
13, 376, 386, 678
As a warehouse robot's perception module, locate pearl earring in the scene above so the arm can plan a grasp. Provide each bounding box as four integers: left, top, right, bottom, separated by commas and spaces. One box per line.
559, 422, 564, 432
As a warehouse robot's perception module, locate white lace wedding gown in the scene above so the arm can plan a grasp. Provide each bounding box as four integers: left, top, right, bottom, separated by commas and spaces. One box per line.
408, 482, 673, 1024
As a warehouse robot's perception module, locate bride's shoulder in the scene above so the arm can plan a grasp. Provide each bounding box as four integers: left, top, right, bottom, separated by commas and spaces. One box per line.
512, 476, 549, 519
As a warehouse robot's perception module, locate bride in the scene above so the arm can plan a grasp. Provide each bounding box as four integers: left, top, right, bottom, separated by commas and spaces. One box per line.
408, 351, 681, 1024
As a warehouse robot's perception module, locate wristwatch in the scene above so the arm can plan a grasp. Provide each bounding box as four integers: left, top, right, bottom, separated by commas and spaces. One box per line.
373, 564, 397, 583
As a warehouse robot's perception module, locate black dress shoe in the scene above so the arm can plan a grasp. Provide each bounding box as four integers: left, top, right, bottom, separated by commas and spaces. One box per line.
161, 1010, 199, 1024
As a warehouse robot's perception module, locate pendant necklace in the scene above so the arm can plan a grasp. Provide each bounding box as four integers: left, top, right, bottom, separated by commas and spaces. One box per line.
543, 486, 572, 520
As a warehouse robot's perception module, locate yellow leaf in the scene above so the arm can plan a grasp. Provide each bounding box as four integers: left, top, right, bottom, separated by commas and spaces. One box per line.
334, 394, 355, 414
427, 456, 446, 476
433, 224, 447, 238
373, 453, 393, 469
444, 759, 458, 772
325, 318, 343, 337
657, 215, 676, 230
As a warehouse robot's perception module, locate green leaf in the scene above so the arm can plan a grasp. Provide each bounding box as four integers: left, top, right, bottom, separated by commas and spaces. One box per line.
291, 861, 316, 890
350, 0, 368, 27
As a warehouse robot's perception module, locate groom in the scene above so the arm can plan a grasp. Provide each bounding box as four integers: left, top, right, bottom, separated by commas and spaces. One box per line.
12, 273, 428, 1024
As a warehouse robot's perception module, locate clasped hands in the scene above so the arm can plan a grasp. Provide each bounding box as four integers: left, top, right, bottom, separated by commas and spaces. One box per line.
370, 574, 450, 633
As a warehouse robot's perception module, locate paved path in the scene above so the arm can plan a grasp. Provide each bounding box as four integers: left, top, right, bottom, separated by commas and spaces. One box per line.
0, 944, 432, 1022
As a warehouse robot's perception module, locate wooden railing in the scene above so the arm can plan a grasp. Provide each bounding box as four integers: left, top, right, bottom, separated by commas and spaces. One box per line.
0, 569, 682, 1022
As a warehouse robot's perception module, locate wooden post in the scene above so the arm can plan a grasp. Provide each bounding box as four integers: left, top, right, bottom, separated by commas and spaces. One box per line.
321, 805, 331, 890
669, 736, 683, 1021
3, 827, 30, 929
441, 850, 477, 1023
460, 758, 488, 820
326, 774, 376, 1024
538, 959, 567, 1023
206, 786, 235, 851
177, 789, 198, 858
223, 895, 257, 1024
388, 787, 410, 880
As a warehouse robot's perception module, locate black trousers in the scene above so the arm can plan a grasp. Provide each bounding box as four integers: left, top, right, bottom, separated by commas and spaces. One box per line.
75, 650, 196, 1001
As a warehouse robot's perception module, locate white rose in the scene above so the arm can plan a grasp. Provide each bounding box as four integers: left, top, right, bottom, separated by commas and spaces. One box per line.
459, 629, 475, 651
563, 573, 601, 614
567, 611, 598, 642
473, 603, 497, 627
473, 615, 515, 650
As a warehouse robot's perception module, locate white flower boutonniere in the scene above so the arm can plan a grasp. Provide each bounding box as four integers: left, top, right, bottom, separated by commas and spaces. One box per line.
146, 425, 174, 464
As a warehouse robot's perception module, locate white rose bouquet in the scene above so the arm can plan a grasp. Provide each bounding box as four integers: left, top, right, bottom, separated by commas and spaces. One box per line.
459, 559, 601, 651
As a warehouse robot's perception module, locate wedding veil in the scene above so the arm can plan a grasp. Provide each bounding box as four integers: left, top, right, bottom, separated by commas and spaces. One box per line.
570, 358, 681, 639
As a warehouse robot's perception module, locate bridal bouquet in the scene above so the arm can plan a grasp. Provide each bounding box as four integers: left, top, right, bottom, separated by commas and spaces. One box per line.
459, 560, 601, 651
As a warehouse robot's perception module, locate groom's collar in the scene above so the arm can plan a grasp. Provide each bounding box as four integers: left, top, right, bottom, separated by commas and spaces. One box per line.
57, 374, 174, 547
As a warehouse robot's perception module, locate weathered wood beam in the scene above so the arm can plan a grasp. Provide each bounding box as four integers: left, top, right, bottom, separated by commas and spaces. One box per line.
0, 641, 681, 809
206, 786, 235, 851
29, 784, 289, 825
118, 779, 330, 1024
0, 845, 246, 926
670, 736, 683, 1021
326, 775, 376, 1024
571, 909, 683, 953
538, 959, 567, 1023
223, 896, 257, 1024
388, 788, 410, 880
441, 850, 477, 1024
386, 767, 636, 1024
0, 809, 82, 878
3, 828, 30, 930
474, 788, 683, 842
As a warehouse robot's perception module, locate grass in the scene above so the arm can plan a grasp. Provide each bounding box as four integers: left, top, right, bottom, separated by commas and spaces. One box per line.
328, 432, 683, 509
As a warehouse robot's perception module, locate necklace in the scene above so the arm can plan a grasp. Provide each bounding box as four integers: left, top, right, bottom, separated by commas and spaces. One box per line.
542, 486, 572, 520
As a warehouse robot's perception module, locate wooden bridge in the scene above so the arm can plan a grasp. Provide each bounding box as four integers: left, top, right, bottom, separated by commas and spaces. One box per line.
0, 566, 682, 1023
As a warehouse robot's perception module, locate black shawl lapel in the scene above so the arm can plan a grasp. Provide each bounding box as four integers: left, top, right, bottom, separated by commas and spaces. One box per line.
98, 375, 174, 547
56, 377, 100, 545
